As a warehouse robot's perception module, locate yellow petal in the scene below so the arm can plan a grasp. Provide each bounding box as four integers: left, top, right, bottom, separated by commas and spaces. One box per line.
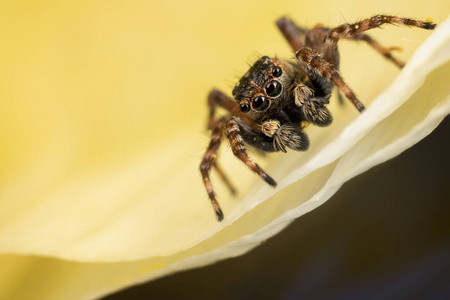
0, 1, 448, 299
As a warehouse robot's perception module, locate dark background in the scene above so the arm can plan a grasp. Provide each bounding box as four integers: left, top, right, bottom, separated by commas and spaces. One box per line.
103, 116, 450, 300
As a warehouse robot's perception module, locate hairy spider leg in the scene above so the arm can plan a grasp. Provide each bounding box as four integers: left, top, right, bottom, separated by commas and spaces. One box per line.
225, 117, 277, 187
276, 16, 307, 52
327, 15, 436, 44
277, 16, 436, 112
326, 15, 436, 68
206, 89, 256, 195
319, 15, 436, 111
200, 116, 278, 221
207, 89, 253, 130
200, 117, 227, 221
207, 89, 238, 130
295, 47, 366, 112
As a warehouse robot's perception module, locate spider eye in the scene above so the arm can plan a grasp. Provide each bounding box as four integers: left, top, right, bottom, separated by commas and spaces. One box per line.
251, 96, 270, 112
265, 80, 282, 98
240, 103, 250, 113
272, 66, 282, 78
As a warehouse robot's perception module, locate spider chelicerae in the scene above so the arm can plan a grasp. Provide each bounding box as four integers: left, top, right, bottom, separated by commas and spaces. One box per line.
200, 15, 436, 221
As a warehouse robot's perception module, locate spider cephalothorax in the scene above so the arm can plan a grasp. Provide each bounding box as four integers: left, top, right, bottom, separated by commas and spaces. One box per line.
232, 56, 292, 117
200, 15, 436, 221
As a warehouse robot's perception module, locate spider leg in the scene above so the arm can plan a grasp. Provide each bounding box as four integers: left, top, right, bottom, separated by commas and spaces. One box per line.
299, 16, 435, 112
276, 17, 307, 52
200, 117, 228, 221
206, 89, 257, 197
327, 15, 436, 44
207, 89, 253, 130
225, 117, 277, 187
344, 33, 405, 68
295, 47, 365, 112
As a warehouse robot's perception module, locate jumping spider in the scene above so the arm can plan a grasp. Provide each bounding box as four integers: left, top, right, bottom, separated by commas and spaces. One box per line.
200, 15, 436, 221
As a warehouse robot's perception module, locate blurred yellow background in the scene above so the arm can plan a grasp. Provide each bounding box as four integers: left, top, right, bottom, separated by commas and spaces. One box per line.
0, 0, 446, 182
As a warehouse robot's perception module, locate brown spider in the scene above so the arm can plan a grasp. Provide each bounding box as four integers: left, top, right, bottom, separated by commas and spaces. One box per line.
200, 15, 436, 221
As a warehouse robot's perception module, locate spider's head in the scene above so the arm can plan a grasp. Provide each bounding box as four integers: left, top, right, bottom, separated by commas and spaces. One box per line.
232, 56, 291, 115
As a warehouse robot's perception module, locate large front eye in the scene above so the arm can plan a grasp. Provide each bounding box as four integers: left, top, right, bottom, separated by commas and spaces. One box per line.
251, 96, 270, 112
265, 80, 282, 98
